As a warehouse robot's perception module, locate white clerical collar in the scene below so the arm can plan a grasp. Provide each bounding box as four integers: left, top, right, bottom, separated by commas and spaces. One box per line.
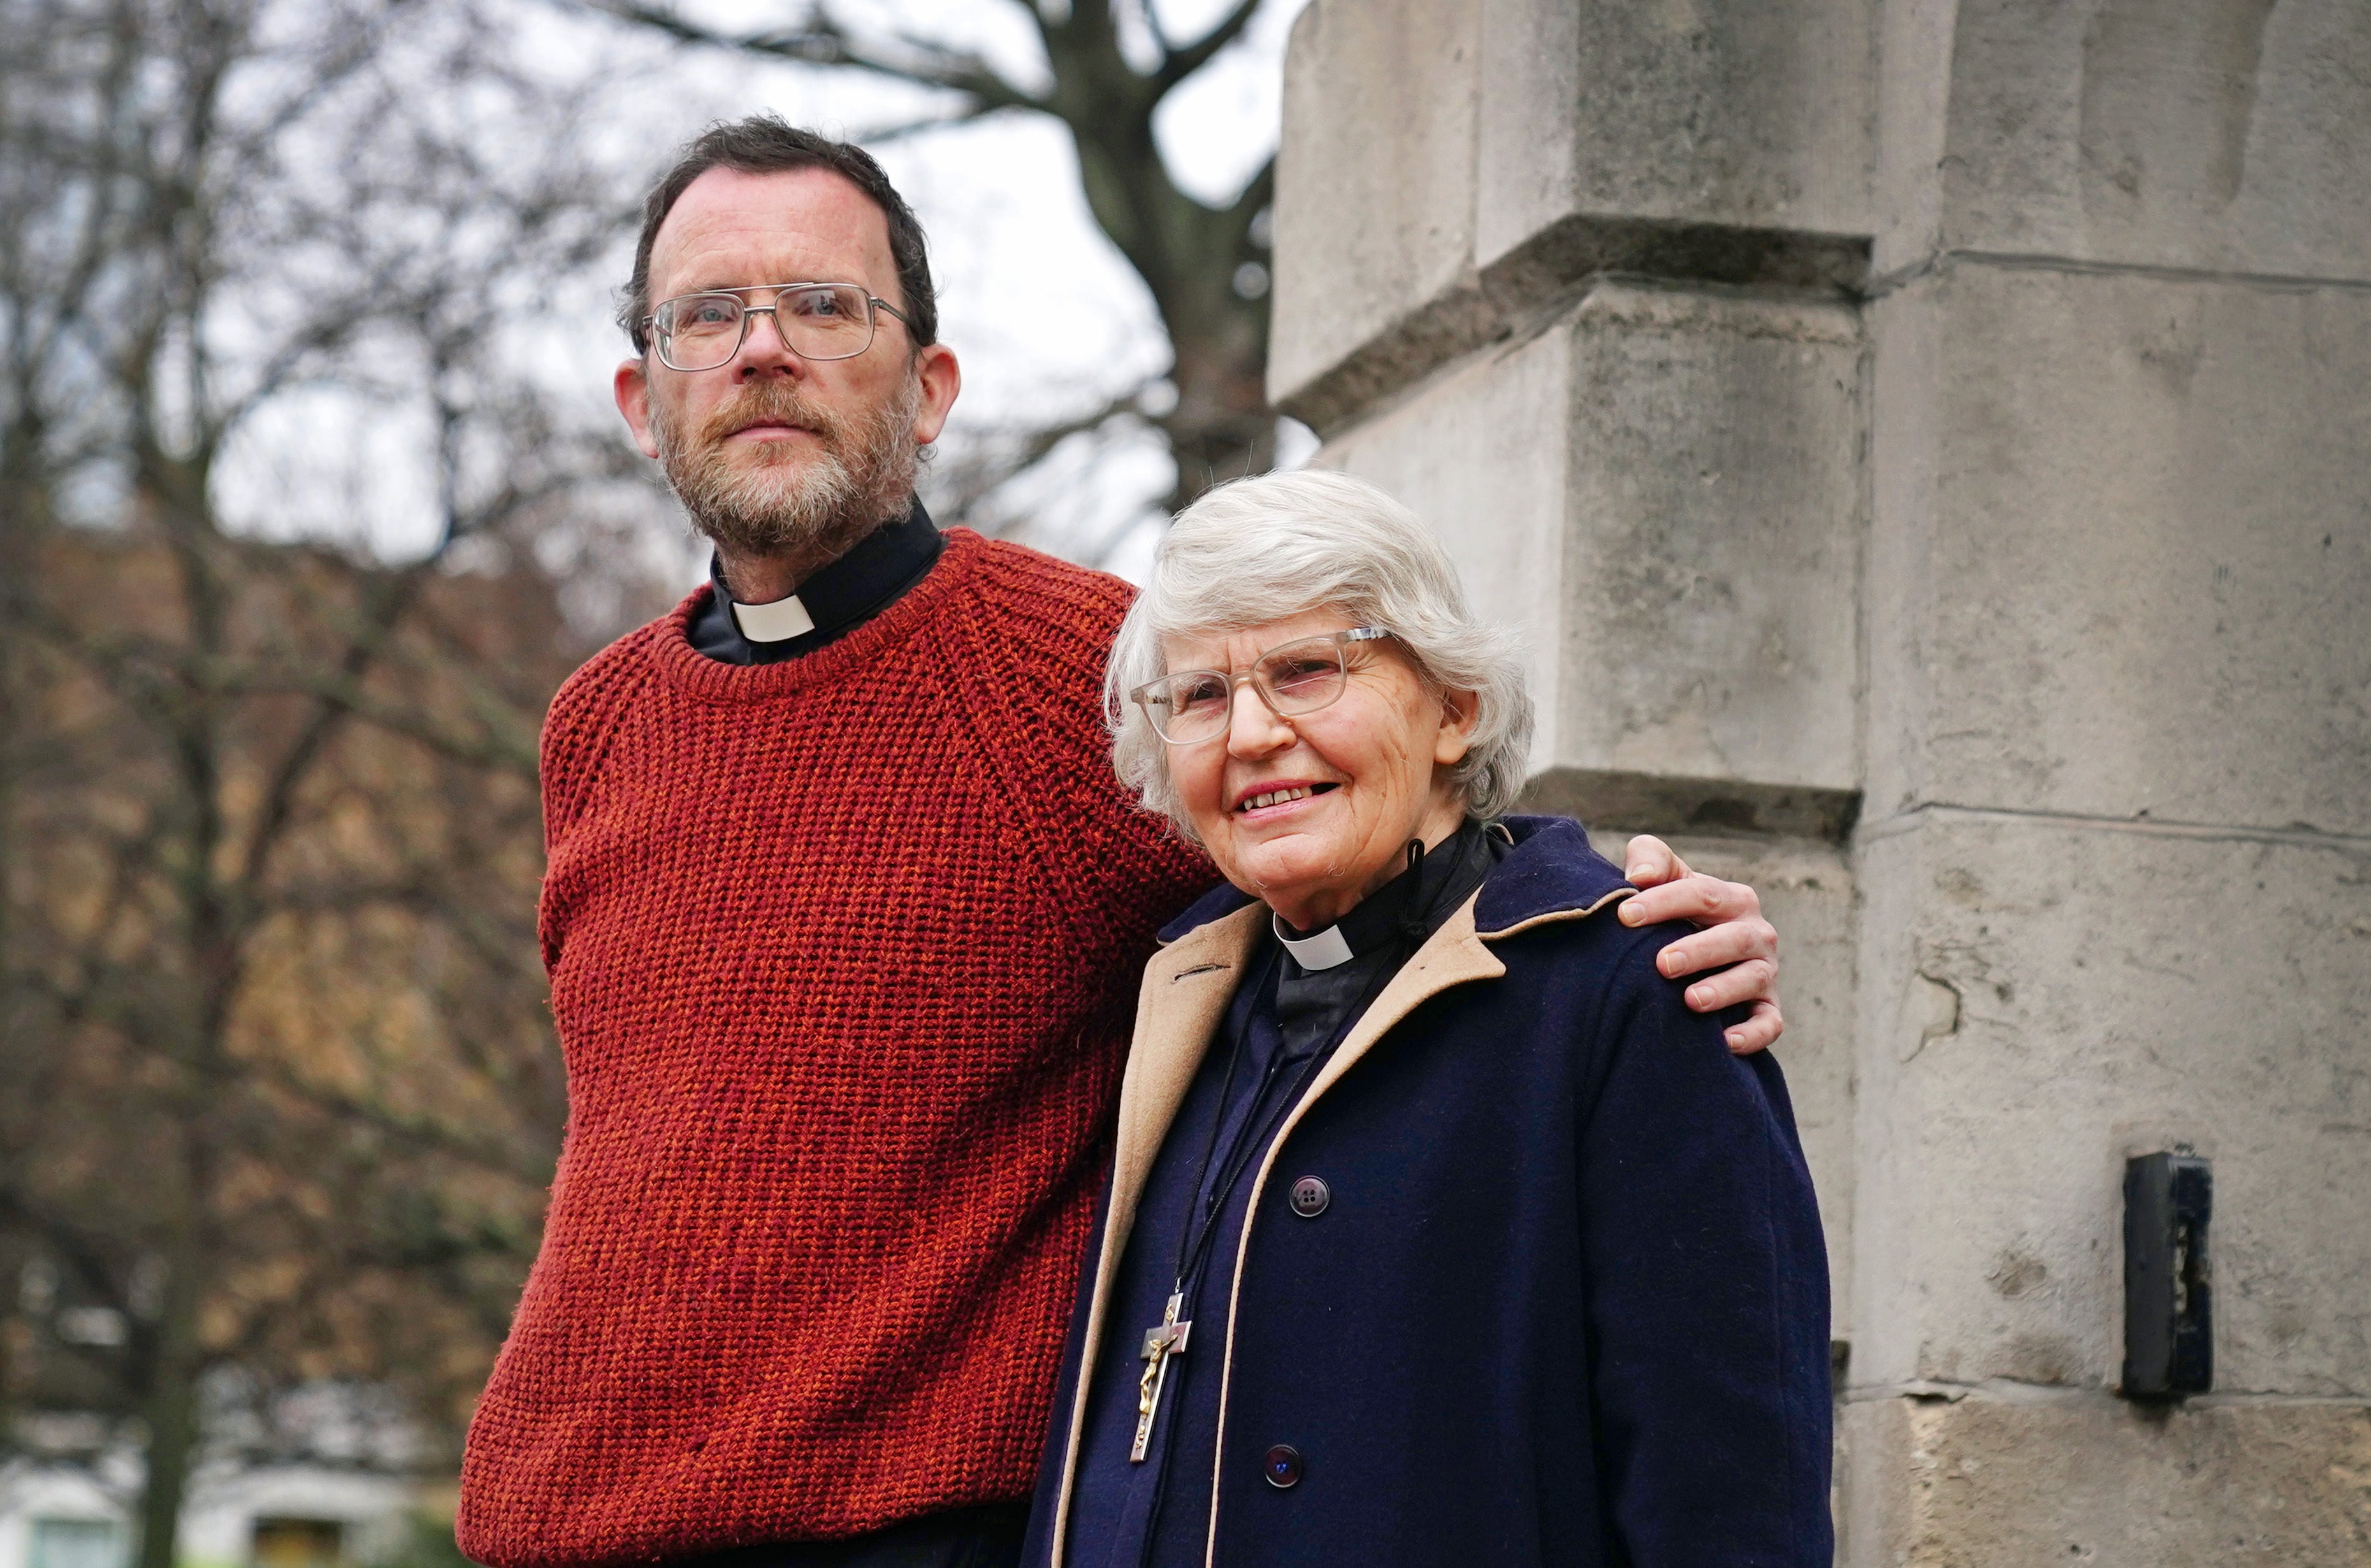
731, 594, 816, 644
1273, 915, 1355, 971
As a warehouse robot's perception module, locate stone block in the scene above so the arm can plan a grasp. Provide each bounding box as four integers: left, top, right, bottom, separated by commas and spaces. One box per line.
1838, 1393, 2371, 1567
1269, 0, 1872, 435
1326, 282, 1866, 811
1553, 287, 1865, 799
1268, 0, 1483, 419
1866, 259, 2371, 836
1877, 0, 2371, 282
1848, 813, 2371, 1396
1317, 320, 1574, 778
1474, 0, 1874, 266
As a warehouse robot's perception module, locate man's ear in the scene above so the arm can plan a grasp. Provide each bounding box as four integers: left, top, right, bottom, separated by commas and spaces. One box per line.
615, 357, 660, 460
1433, 687, 1481, 767
910, 342, 961, 447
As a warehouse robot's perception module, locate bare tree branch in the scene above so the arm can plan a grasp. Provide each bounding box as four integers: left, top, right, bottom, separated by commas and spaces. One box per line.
930, 380, 1163, 530
851, 102, 1013, 144
583, 0, 1045, 110
219, 661, 542, 777
1157, 0, 1265, 91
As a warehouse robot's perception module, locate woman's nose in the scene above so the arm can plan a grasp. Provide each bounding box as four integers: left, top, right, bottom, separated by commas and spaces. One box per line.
1225, 683, 1294, 759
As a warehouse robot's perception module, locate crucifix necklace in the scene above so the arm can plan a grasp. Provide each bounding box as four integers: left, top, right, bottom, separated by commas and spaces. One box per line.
1127, 949, 1347, 1464
1131, 1290, 1193, 1462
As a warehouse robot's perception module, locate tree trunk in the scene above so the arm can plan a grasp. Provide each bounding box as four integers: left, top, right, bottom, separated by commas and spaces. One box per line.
1163, 324, 1276, 510
132, 1226, 207, 1568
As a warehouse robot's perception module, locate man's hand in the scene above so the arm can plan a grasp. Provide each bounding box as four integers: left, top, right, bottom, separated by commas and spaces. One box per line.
1618, 834, 1783, 1056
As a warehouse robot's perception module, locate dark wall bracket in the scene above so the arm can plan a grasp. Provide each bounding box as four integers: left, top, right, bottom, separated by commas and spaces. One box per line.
2122, 1152, 2213, 1400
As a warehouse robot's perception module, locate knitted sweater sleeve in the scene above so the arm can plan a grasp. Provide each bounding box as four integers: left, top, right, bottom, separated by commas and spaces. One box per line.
534, 621, 662, 971
952, 543, 1215, 954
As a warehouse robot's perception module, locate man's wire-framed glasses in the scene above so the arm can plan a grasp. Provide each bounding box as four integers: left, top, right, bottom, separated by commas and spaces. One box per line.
643, 282, 911, 372
1131, 628, 1396, 746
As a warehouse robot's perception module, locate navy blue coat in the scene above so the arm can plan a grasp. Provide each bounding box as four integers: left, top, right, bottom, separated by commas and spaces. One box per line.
1024, 817, 1831, 1567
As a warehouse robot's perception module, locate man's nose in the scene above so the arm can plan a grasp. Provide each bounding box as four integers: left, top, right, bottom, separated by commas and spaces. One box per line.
1225, 681, 1294, 759
733, 306, 805, 381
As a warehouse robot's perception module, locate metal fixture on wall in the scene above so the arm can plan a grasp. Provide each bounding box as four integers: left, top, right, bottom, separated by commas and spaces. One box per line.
2122, 1152, 2213, 1398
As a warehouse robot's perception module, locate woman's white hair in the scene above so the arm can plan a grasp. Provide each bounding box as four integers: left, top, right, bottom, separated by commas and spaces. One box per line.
1106, 468, 1535, 838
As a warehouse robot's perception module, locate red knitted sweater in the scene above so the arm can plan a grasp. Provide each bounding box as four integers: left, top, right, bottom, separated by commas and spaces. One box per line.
456, 531, 1210, 1565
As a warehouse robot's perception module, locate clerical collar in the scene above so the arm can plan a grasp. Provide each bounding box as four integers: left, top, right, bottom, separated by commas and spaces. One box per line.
686, 498, 945, 667
731, 594, 813, 642
1272, 919, 1354, 971
1271, 820, 1500, 973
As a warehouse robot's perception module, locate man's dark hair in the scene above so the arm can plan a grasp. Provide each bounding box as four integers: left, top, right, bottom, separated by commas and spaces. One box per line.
620, 116, 937, 353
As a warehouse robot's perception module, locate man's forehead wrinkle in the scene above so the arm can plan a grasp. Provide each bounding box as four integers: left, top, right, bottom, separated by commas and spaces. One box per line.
653, 224, 857, 301
650, 167, 900, 307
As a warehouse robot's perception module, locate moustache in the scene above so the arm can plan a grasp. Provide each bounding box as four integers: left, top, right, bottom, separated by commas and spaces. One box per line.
693, 383, 850, 451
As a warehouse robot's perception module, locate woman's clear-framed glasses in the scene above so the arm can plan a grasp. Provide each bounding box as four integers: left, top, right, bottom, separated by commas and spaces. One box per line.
642, 282, 912, 372
1131, 627, 1396, 746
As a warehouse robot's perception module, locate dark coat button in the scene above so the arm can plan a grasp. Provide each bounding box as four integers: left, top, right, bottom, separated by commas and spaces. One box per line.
1288, 1175, 1330, 1217
1262, 1443, 1303, 1488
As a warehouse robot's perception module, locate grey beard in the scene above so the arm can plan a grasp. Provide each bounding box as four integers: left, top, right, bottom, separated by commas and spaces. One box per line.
651, 375, 923, 562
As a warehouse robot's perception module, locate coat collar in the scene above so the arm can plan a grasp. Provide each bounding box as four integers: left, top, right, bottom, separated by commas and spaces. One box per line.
1109, 904, 1266, 1240
1156, 878, 1256, 944
1156, 815, 1630, 947
1469, 815, 1633, 936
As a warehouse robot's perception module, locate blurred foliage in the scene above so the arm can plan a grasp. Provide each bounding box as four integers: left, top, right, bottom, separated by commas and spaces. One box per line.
370, 1508, 482, 1568
0, 1, 676, 1564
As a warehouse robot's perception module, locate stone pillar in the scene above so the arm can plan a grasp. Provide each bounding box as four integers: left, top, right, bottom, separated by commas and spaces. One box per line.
1270, 1, 2371, 1560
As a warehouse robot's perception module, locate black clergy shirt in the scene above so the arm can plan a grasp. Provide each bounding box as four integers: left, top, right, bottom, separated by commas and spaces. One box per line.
1059, 819, 1507, 1568
686, 498, 945, 665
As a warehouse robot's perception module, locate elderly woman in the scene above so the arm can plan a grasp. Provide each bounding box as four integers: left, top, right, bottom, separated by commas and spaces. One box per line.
1020, 471, 1831, 1568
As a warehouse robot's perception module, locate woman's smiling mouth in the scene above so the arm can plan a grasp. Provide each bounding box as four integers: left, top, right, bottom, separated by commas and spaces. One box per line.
1235, 781, 1339, 815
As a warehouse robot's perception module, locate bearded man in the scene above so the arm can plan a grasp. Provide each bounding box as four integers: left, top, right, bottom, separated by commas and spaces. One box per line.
454, 117, 1790, 1568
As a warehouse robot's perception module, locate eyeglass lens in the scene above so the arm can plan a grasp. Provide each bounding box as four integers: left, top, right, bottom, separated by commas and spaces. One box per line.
1143, 636, 1358, 743
655, 284, 874, 370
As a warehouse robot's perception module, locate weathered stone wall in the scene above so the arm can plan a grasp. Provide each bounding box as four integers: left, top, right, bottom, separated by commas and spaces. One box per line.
1272, 1, 2371, 1560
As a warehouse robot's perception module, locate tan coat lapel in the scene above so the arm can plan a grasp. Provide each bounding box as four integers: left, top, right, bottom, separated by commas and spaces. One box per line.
1047, 899, 1264, 1567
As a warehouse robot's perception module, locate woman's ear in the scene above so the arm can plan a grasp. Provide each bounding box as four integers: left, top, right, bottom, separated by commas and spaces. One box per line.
1434, 687, 1481, 767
